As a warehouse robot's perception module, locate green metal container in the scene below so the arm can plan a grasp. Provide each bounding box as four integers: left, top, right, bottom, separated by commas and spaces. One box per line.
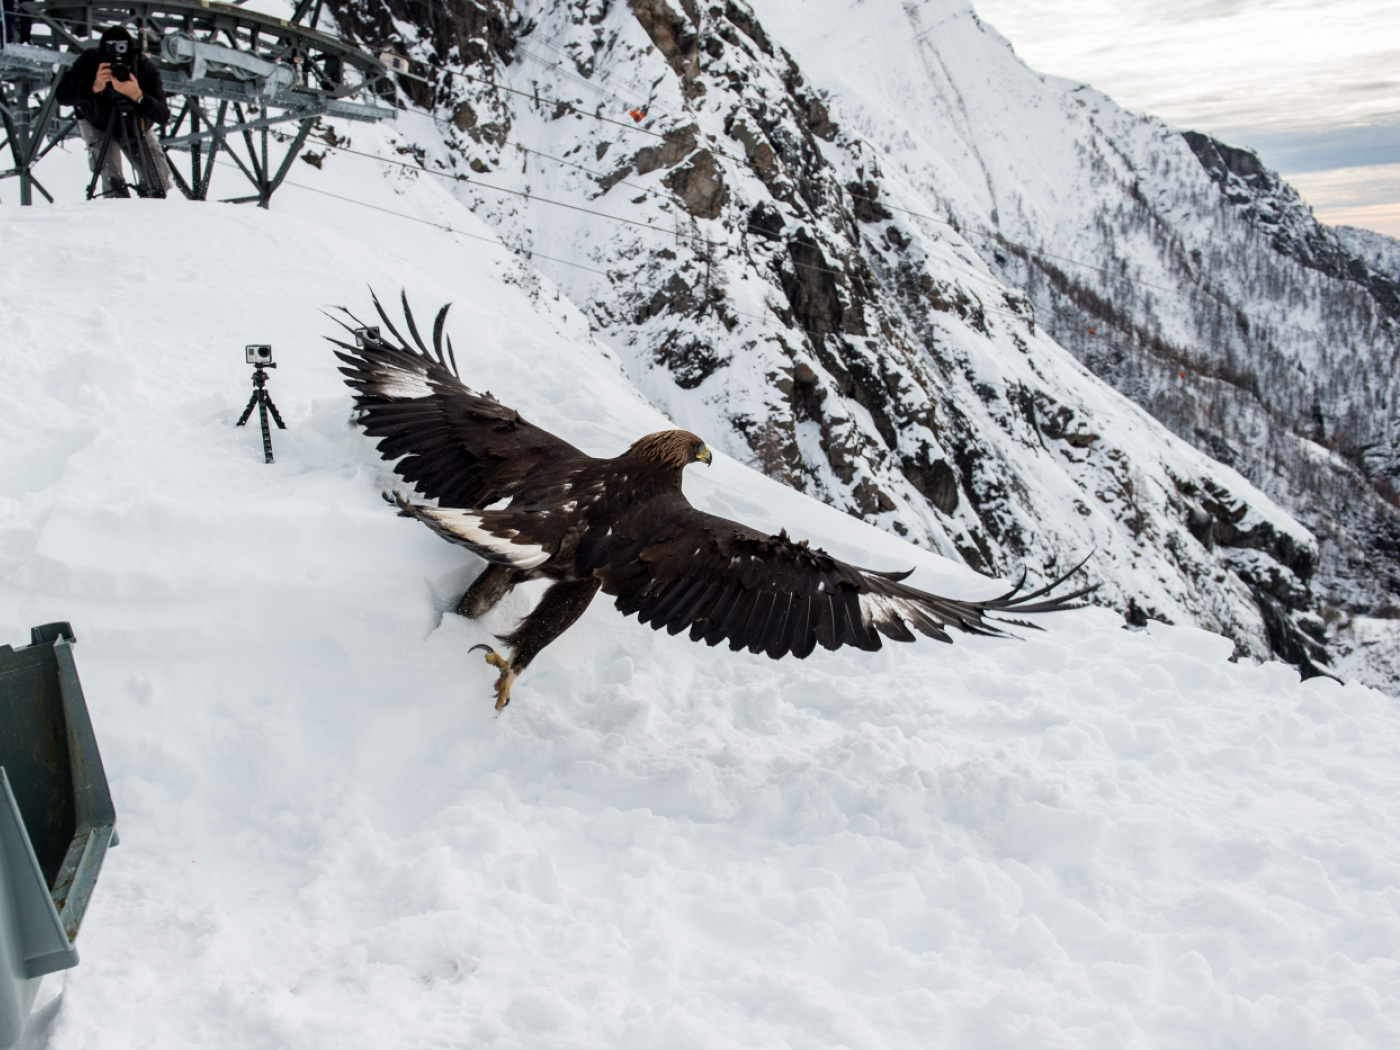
0, 624, 117, 1048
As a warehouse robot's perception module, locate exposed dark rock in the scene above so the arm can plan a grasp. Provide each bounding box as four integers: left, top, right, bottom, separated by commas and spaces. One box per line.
883, 226, 909, 251
802, 96, 836, 140
901, 445, 959, 514
853, 477, 896, 515
635, 273, 696, 324
779, 230, 847, 336
747, 201, 785, 241
848, 180, 891, 224
653, 333, 726, 388
1198, 481, 1315, 582
452, 101, 477, 130
1254, 587, 1334, 679
1182, 132, 1267, 189
788, 360, 825, 421
475, 122, 508, 147
729, 121, 778, 178
635, 124, 698, 174
323, 0, 517, 69
722, 0, 773, 56
630, 0, 704, 98
664, 151, 728, 217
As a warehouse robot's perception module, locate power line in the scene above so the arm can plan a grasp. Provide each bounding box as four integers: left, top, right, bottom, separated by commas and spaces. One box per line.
272, 175, 613, 276
370, 30, 1379, 345
263, 163, 993, 346
38, 3, 1381, 344
235, 158, 1332, 431
302, 136, 1049, 334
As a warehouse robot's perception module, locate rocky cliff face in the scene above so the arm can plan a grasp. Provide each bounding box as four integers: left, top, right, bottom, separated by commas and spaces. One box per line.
741, 0, 1400, 684
316, 0, 1390, 682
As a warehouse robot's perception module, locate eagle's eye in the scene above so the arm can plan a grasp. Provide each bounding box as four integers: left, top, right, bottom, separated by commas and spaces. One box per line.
695, 443, 713, 466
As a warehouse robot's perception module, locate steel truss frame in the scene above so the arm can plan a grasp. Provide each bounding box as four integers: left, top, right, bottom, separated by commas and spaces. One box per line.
0, 0, 395, 206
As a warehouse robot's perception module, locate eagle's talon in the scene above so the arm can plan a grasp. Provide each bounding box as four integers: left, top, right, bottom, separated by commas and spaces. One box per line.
470, 643, 515, 708
492, 671, 516, 710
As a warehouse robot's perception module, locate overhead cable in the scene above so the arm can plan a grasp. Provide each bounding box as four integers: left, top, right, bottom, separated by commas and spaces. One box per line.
372, 37, 1378, 344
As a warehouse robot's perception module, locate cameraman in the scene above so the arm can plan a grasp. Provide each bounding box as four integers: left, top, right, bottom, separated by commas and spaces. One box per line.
57, 26, 172, 198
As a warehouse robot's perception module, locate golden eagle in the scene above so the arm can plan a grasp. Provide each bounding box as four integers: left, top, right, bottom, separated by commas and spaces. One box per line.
331, 295, 1094, 709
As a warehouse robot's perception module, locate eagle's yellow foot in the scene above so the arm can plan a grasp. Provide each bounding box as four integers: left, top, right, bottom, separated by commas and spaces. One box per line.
470, 644, 516, 710
492, 668, 517, 711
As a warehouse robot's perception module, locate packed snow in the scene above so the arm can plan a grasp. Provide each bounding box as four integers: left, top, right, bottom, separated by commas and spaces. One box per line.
4, 177, 1400, 1048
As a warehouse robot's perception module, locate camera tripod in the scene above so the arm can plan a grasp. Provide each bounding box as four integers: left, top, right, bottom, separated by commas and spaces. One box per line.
236, 363, 286, 464
85, 95, 166, 200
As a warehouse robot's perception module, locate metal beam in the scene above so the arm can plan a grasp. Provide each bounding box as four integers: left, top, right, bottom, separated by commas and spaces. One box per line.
3, 0, 396, 204
160, 103, 320, 147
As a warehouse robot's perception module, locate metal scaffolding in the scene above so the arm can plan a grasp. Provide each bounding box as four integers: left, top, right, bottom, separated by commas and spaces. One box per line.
0, 0, 396, 206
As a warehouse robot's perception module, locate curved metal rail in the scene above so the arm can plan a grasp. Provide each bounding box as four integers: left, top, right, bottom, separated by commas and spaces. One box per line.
1, 0, 396, 205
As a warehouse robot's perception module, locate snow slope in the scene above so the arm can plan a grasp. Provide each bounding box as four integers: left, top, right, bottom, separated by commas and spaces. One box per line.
4, 187, 1400, 1046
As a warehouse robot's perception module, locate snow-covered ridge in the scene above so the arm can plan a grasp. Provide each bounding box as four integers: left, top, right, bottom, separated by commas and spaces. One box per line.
4, 197, 1400, 1049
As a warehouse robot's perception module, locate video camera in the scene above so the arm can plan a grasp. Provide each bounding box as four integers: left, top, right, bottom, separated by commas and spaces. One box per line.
245, 344, 274, 367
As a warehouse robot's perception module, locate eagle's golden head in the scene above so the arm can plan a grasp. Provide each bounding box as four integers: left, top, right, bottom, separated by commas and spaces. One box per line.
630, 429, 712, 469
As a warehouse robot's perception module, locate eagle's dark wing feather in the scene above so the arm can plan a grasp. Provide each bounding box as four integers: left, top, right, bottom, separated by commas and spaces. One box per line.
579, 495, 1095, 659
328, 295, 590, 510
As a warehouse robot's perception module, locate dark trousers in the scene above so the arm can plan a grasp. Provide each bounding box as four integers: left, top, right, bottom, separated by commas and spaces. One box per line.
78, 116, 172, 197
2, 0, 33, 43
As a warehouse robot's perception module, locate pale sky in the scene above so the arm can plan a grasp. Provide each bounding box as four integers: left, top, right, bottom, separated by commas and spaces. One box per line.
972, 0, 1400, 237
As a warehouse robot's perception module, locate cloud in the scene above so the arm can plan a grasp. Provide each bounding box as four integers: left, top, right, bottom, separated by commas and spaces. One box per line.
1234, 124, 1400, 174
1283, 164, 1400, 236
1312, 203, 1400, 238
975, 0, 1400, 133
975, 0, 1400, 237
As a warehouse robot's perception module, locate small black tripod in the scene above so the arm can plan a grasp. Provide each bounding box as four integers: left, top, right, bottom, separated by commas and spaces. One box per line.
237, 362, 286, 463
85, 95, 166, 200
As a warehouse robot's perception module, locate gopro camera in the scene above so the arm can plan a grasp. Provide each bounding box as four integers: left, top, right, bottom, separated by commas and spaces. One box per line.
353, 326, 380, 347
246, 344, 274, 366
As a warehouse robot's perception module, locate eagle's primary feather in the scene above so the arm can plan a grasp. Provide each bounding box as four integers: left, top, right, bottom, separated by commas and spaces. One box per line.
330, 294, 1096, 708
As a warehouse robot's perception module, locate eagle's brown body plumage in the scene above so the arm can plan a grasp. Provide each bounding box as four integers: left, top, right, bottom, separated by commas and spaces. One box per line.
332, 294, 1094, 709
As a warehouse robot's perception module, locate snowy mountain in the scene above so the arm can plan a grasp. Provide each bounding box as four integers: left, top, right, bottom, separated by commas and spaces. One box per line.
9, 2, 1400, 1042
740, 0, 1400, 682
4, 186, 1400, 1050
1337, 224, 1400, 288
298, 0, 1391, 683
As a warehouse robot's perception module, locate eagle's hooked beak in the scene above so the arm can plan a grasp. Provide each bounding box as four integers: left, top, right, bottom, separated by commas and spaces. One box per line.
696, 444, 713, 466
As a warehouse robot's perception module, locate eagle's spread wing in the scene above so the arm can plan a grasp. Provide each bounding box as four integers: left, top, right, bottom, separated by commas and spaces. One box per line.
329, 292, 590, 510
579, 495, 1095, 659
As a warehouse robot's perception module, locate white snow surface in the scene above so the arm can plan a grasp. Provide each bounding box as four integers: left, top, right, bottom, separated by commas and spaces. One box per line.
4, 196, 1400, 1048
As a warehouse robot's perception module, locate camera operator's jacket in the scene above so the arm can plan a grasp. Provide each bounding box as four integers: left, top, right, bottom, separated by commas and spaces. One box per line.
57, 49, 170, 129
